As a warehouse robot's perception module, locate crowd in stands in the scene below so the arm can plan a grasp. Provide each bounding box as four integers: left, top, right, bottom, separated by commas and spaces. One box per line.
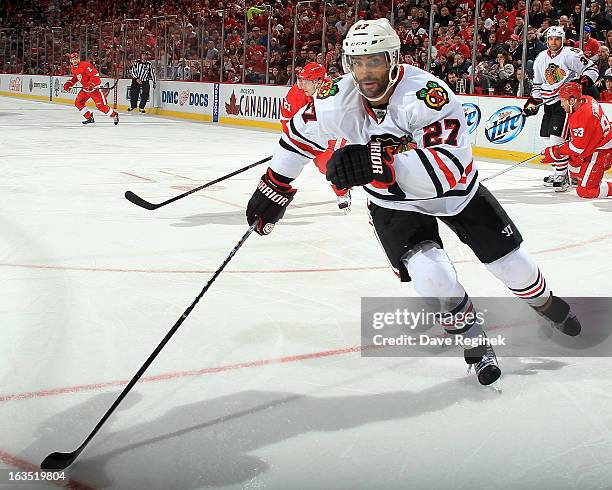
3, 0, 612, 99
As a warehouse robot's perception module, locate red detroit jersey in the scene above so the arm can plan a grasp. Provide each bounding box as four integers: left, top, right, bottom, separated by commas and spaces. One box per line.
280, 84, 311, 133
69, 61, 102, 91
559, 96, 612, 159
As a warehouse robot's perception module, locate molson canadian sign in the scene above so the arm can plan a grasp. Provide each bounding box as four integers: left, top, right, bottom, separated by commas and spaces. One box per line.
221, 84, 289, 121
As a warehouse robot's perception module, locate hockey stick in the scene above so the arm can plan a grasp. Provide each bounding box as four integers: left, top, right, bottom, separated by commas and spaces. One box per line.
72, 80, 119, 92
125, 155, 271, 210
40, 224, 257, 471
481, 153, 542, 182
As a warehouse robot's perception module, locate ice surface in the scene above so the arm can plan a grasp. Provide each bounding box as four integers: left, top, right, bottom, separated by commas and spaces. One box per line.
1, 97, 611, 489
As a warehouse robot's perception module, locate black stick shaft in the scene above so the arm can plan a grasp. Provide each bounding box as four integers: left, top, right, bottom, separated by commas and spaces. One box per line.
126, 156, 271, 210
72, 80, 118, 91
67, 225, 255, 463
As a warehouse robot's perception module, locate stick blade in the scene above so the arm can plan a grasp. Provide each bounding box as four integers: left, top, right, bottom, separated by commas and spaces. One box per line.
124, 191, 158, 210
40, 451, 78, 470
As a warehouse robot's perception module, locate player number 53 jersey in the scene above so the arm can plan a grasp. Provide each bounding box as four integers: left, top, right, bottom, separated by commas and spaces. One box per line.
270, 65, 478, 216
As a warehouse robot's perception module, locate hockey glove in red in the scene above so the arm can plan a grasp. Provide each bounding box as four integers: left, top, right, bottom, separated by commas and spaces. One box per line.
541, 145, 565, 163
246, 168, 297, 236
522, 97, 543, 117
326, 141, 396, 189
63, 81, 74, 91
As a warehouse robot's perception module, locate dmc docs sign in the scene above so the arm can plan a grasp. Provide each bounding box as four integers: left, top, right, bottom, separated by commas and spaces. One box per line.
220, 84, 290, 121
484, 105, 525, 144
27, 75, 50, 96
155, 81, 214, 115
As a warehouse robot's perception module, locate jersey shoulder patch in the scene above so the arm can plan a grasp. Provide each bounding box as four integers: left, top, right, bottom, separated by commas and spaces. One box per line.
316, 78, 340, 99
569, 47, 582, 54
416, 81, 449, 111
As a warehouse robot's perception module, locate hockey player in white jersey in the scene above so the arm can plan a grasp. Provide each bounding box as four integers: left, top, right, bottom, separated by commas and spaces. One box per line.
245, 19, 582, 386
523, 25, 599, 191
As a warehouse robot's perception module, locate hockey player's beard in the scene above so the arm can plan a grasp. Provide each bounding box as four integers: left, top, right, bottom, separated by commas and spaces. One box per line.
358, 76, 387, 101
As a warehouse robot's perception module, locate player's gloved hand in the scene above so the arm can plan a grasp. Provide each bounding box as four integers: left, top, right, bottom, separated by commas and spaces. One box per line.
326, 141, 396, 189
541, 145, 565, 163
522, 96, 543, 117
246, 168, 297, 236
580, 75, 593, 89
63, 81, 74, 91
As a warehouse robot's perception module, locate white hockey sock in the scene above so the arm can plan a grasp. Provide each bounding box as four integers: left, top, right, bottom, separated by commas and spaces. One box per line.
486, 246, 551, 308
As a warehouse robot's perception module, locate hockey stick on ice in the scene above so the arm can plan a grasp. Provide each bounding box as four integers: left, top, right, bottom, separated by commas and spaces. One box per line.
40, 224, 257, 471
125, 155, 271, 210
481, 153, 542, 182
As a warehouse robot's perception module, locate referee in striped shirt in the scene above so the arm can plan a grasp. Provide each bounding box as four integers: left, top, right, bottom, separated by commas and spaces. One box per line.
128, 51, 157, 113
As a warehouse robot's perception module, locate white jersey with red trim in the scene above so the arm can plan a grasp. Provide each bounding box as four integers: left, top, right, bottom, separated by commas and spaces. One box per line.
271, 65, 477, 216
532, 46, 598, 105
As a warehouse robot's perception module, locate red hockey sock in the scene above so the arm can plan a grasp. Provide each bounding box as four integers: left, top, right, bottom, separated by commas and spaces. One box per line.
83, 111, 93, 119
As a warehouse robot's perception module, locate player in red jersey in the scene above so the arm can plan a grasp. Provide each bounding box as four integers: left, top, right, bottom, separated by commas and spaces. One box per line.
541, 82, 612, 198
281, 62, 351, 212
63, 53, 119, 125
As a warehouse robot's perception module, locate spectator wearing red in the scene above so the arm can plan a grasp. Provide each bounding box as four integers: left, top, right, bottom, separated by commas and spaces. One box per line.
577, 25, 601, 58
405, 19, 428, 44
494, 3, 510, 25
496, 18, 512, 44
600, 72, 612, 102
458, 16, 472, 42
451, 34, 472, 60
246, 38, 267, 75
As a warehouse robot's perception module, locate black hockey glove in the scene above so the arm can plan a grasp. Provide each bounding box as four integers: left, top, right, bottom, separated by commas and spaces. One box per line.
522, 96, 543, 117
246, 168, 297, 236
326, 141, 396, 190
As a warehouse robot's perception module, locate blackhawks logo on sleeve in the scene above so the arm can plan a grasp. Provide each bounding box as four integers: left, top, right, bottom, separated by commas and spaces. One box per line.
416, 81, 449, 111
544, 63, 566, 84
316, 79, 339, 99
371, 133, 417, 160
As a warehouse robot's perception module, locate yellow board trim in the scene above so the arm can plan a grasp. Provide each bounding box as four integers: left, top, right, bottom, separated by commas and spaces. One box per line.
218, 116, 282, 130
0, 91, 50, 102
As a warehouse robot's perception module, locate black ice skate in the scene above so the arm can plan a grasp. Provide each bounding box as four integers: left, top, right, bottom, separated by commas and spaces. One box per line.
140, 109, 146, 114
543, 174, 554, 186
553, 172, 570, 192
337, 191, 351, 214
113, 112, 119, 125
534, 295, 582, 336
82, 116, 95, 125
464, 339, 501, 386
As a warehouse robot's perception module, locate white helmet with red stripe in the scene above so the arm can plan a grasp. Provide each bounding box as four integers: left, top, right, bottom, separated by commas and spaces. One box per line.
342, 18, 401, 102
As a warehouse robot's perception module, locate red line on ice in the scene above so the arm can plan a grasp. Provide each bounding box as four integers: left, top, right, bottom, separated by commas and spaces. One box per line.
0, 346, 366, 403
120, 172, 155, 182
0, 232, 610, 275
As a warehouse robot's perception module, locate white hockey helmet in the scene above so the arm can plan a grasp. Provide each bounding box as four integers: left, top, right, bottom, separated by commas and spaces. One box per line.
546, 25, 565, 42
342, 18, 401, 102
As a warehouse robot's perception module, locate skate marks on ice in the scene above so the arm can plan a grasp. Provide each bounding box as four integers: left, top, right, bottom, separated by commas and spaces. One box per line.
25, 360, 566, 489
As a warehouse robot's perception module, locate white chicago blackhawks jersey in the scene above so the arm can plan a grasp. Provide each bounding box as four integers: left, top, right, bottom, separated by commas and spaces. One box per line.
271, 64, 477, 216
532, 46, 598, 104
